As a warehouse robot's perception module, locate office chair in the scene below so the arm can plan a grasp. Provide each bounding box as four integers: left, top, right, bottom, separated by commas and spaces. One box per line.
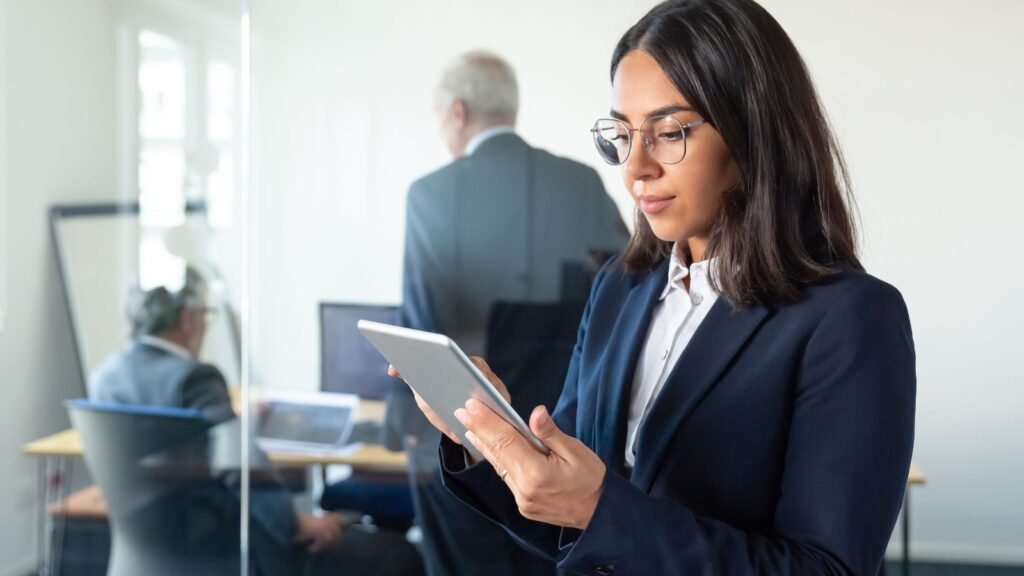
485, 299, 587, 422
318, 302, 416, 531
66, 400, 240, 576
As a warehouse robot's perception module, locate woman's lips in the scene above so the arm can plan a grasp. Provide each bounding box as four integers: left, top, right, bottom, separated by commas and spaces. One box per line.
638, 195, 676, 214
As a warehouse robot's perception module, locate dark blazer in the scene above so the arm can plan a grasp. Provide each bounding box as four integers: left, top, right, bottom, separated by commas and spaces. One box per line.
397, 132, 628, 356
441, 257, 916, 576
89, 340, 236, 425
387, 132, 628, 576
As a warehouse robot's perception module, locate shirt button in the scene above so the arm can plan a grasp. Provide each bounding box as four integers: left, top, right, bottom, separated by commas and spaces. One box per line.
660, 349, 669, 360
692, 293, 704, 305
593, 565, 615, 576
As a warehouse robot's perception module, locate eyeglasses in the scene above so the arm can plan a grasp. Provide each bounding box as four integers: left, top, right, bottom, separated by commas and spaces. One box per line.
193, 306, 218, 324
590, 116, 706, 166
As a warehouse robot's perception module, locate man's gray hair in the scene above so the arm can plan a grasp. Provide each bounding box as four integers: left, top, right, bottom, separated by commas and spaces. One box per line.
436, 50, 519, 125
127, 265, 206, 337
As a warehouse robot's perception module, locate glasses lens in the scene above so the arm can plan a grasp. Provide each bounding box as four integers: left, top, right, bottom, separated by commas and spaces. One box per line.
592, 119, 630, 165
644, 115, 687, 164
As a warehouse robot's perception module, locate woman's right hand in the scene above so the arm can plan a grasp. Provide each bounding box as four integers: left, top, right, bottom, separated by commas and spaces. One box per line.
388, 356, 511, 453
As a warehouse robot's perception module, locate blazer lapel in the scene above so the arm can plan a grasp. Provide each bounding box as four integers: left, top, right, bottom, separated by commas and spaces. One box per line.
631, 299, 771, 492
593, 259, 669, 478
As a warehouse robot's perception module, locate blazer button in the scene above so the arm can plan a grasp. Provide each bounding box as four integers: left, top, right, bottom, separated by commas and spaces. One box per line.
593, 564, 615, 575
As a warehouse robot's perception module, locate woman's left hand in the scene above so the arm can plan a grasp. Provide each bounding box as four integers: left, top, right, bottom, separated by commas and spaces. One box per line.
454, 386, 607, 530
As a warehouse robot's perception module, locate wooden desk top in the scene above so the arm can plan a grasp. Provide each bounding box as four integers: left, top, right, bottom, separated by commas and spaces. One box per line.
23, 428, 81, 457
47, 485, 107, 519
908, 462, 926, 485
24, 399, 407, 472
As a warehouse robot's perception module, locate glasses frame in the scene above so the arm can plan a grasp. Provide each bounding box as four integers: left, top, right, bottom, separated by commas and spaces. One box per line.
192, 305, 219, 324
590, 116, 706, 166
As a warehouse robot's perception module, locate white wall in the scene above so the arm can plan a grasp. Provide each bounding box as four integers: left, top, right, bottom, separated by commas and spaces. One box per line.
0, 0, 116, 571
0, 0, 7, 334
762, 0, 1024, 563
250, 0, 1024, 565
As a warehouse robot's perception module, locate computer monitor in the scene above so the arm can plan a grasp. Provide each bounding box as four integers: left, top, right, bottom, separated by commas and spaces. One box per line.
320, 303, 399, 400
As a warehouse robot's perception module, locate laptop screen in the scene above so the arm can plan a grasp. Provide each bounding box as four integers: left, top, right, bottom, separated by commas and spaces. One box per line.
320, 303, 398, 399
258, 401, 353, 446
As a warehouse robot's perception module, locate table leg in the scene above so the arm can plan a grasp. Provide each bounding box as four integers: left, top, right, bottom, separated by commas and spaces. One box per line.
50, 456, 71, 575
36, 456, 46, 575
902, 488, 910, 576
41, 456, 53, 576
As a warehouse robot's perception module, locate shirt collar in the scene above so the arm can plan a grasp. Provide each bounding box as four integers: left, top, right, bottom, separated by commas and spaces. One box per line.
659, 244, 719, 301
465, 125, 515, 156
138, 334, 194, 361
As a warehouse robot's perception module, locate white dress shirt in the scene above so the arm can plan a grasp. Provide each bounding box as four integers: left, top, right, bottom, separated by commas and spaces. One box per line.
465, 125, 515, 156
138, 334, 194, 361
624, 245, 720, 468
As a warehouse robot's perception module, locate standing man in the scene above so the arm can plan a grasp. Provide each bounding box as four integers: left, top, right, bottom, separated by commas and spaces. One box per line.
386, 51, 628, 576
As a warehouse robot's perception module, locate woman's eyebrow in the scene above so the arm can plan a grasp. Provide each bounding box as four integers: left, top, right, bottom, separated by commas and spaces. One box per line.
609, 104, 696, 122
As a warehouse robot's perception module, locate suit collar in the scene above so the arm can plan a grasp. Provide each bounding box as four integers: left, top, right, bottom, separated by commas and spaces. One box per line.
631, 297, 770, 492
137, 335, 194, 361
465, 125, 516, 156
593, 258, 669, 478
467, 131, 525, 158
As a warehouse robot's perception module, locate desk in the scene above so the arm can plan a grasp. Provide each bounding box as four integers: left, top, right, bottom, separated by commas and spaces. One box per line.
23, 398, 405, 575
901, 463, 927, 576
23, 399, 407, 471
26, 405, 926, 575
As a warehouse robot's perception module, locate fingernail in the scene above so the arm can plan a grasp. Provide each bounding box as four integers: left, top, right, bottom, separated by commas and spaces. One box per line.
454, 408, 469, 425
464, 430, 479, 446
536, 407, 550, 426
466, 399, 481, 414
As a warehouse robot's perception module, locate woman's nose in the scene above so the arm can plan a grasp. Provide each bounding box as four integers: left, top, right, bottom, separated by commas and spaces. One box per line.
624, 132, 661, 182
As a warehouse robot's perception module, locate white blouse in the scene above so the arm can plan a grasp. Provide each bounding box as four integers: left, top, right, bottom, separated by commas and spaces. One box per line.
624, 245, 720, 468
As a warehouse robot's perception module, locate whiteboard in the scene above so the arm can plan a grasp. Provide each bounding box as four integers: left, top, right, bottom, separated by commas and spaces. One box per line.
51, 202, 240, 393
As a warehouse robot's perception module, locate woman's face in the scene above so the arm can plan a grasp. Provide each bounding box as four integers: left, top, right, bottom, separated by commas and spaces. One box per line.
612, 50, 740, 255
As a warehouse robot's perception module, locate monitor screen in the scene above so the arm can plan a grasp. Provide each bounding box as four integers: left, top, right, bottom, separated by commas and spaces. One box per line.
320, 303, 399, 399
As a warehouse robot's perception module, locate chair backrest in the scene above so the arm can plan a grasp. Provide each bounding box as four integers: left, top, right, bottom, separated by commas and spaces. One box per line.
484, 300, 586, 421
66, 399, 240, 576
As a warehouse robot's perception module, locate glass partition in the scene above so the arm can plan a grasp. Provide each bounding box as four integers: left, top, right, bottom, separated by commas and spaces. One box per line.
36, 1, 248, 574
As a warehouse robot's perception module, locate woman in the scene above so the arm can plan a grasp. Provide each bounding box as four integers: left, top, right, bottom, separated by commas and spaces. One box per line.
399, 0, 916, 573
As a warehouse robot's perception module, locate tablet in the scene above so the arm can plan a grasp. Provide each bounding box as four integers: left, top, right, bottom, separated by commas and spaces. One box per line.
357, 320, 550, 458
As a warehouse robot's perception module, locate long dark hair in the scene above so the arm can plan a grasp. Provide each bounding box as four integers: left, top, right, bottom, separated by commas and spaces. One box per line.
614, 0, 861, 307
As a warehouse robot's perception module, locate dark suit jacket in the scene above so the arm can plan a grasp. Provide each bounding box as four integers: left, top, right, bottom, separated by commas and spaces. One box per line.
387, 133, 628, 576
441, 257, 916, 576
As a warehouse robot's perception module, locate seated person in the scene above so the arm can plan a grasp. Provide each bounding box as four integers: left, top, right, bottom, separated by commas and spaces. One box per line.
90, 265, 422, 576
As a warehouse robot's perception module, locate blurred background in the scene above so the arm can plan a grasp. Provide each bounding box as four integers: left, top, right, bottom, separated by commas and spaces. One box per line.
1, 0, 1022, 574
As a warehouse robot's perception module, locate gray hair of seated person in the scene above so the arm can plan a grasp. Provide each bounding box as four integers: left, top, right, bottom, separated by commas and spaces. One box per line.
436, 50, 519, 125
126, 266, 206, 337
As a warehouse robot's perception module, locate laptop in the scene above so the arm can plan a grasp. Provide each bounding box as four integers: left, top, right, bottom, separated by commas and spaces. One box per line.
256, 390, 358, 453
320, 303, 399, 400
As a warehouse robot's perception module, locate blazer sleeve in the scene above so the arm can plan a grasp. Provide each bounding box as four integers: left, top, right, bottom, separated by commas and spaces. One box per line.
445, 275, 916, 576
397, 180, 451, 335
385, 180, 459, 451
180, 364, 236, 425
439, 260, 608, 562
